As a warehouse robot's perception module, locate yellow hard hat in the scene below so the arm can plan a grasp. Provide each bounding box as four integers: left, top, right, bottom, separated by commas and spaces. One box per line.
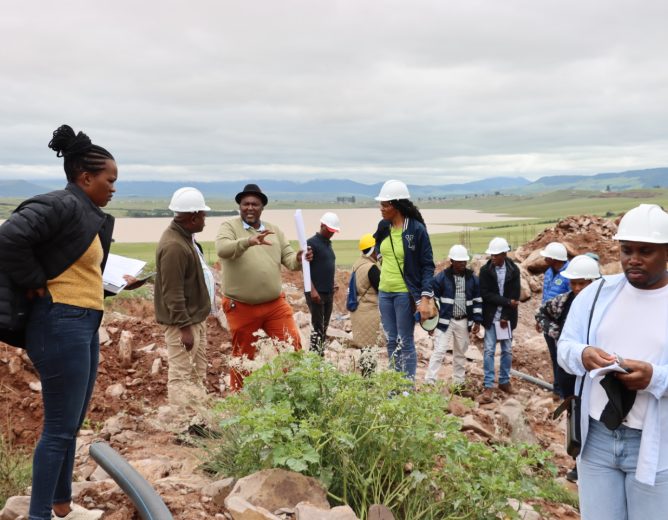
358, 233, 375, 251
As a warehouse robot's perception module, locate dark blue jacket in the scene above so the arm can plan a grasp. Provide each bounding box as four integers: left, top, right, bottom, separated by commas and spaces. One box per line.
431, 267, 482, 331
373, 218, 435, 302
479, 258, 521, 330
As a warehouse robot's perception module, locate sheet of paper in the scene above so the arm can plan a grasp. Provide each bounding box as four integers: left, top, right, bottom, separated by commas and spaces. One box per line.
589, 363, 629, 378
494, 321, 512, 340
294, 209, 311, 292
103, 253, 147, 294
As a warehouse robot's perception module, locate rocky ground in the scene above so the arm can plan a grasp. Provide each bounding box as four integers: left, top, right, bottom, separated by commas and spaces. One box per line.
0, 214, 625, 519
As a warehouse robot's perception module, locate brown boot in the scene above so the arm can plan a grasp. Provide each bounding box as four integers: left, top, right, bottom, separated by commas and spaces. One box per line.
498, 382, 516, 395
479, 388, 494, 404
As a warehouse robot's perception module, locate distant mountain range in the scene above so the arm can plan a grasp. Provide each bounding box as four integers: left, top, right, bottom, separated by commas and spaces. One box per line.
1, 167, 666, 201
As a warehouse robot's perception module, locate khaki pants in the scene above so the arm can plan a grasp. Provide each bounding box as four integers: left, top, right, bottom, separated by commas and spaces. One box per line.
164, 321, 208, 407
425, 318, 470, 385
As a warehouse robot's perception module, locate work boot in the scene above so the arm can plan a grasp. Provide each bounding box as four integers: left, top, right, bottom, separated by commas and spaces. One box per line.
498, 382, 516, 395
479, 388, 494, 404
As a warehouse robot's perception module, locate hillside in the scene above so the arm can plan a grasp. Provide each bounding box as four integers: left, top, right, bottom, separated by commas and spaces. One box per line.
1, 167, 667, 202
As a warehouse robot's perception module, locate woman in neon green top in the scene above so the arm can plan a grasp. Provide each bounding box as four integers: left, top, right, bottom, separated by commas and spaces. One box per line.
373, 180, 435, 380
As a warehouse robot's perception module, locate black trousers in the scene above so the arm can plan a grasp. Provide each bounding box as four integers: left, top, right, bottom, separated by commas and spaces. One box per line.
305, 292, 334, 356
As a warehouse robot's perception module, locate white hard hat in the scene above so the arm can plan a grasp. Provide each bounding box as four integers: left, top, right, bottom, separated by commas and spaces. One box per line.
485, 237, 510, 255
375, 180, 410, 201
562, 255, 601, 280
320, 212, 341, 232
420, 299, 441, 332
540, 242, 568, 261
613, 204, 668, 244
448, 244, 470, 262
168, 187, 211, 212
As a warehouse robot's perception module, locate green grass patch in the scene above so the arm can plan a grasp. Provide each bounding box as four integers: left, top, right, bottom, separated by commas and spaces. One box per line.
203, 352, 565, 520
0, 434, 31, 509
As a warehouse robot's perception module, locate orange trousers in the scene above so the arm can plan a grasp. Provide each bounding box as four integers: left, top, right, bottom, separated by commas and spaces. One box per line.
222, 294, 302, 390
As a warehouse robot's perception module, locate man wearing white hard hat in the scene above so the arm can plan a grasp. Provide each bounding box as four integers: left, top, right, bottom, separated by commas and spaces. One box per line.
305, 212, 340, 355
536, 254, 601, 483
558, 204, 668, 517
537, 241, 571, 400
425, 245, 482, 392
478, 237, 521, 404
154, 187, 213, 408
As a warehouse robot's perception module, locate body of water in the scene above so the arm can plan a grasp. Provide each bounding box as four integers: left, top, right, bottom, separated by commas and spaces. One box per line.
110, 208, 527, 243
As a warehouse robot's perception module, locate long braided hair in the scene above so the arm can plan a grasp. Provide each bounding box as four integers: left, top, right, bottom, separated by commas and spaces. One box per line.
391, 199, 426, 228
48, 125, 114, 182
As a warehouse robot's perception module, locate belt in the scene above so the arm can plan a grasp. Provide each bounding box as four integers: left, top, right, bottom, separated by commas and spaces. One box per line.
453, 315, 467, 320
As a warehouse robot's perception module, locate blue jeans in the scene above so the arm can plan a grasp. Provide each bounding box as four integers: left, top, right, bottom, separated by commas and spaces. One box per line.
578, 418, 668, 519
482, 324, 512, 388
26, 296, 103, 520
378, 291, 417, 380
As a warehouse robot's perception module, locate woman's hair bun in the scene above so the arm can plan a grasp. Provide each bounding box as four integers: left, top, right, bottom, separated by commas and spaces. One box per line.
48, 124, 92, 158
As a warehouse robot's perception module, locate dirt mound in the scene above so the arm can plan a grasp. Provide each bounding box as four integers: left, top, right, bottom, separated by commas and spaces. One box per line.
516, 214, 620, 266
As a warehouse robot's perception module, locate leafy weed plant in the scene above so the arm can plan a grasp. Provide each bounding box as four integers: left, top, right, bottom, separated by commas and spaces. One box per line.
205, 352, 560, 519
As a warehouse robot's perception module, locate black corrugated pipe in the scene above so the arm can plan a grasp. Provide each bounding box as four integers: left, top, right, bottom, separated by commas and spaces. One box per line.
510, 369, 554, 392
89, 441, 173, 520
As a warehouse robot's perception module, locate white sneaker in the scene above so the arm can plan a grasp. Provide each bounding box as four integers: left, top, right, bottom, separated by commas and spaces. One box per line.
52, 503, 104, 520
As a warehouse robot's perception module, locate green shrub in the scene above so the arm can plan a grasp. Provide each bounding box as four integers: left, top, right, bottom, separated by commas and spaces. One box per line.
0, 434, 31, 509
204, 352, 561, 519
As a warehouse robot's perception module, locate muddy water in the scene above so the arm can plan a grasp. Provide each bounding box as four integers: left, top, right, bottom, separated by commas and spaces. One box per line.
110, 208, 526, 243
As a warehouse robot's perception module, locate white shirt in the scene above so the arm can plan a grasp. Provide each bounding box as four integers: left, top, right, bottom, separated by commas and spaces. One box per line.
590, 283, 668, 429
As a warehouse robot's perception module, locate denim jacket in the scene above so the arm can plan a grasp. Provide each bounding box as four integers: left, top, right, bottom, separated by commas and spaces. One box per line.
373, 218, 435, 302
431, 267, 482, 331
558, 273, 668, 485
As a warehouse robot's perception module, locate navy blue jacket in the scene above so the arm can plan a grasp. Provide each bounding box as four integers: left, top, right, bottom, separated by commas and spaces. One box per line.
431, 267, 482, 331
373, 218, 435, 302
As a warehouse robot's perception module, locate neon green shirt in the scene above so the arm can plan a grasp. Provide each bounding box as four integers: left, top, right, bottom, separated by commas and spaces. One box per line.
379, 228, 408, 293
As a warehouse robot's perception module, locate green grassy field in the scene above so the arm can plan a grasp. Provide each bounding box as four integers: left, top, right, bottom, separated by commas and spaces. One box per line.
7, 187, 665, 268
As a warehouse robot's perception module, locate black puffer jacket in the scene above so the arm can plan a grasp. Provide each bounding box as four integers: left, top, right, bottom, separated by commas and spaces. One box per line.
0, 183, 114, 323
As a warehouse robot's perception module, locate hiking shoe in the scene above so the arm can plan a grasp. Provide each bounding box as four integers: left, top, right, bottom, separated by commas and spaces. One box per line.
498, 383, 516, 395
53, 503, 104, 520
479, 388, 494, 404
566, 466, 578, 483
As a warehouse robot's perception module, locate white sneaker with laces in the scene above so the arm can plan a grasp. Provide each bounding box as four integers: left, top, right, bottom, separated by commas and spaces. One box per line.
52, 503, 103, 520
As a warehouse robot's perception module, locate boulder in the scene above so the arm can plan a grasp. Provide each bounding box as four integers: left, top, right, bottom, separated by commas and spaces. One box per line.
118, 330, 134, 368
498, 399, 537, 444
0, 496, 30, 520
295, 502, 359, 520
368, 505, 395, 520
225, 496, 281, 520
201, 477, 237, 507
225, 469, 329, 513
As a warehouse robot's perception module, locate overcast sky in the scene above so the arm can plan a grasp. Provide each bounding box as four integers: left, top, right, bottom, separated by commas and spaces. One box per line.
1, 0, 667, 184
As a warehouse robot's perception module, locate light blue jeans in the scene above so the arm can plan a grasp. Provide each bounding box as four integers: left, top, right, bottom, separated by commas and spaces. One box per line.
578, 418, 668, 519
482, 324, 512, 388
378, 291, 417, 380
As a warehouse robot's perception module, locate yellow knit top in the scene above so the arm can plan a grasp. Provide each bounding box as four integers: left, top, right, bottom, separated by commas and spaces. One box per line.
47, 236, 104, 310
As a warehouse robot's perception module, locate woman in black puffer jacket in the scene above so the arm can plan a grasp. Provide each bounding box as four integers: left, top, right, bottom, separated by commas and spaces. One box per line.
0, 125, 118, 520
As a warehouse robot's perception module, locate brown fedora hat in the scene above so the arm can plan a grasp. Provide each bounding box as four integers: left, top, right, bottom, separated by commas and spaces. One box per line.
235, 183, 268, 206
